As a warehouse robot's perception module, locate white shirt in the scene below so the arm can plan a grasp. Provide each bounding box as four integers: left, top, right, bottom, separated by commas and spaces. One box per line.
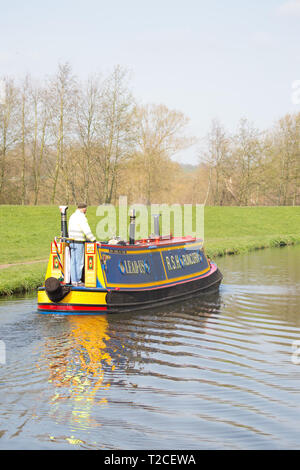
68, 209, 96, 242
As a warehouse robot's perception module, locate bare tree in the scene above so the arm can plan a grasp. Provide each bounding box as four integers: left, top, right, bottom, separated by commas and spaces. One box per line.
273, 114, 300, 205
202, 119, 230, 205
135, 103, 194, 205
231, 118, 262, 205
0, 77, 19, 201
94, 65, 136, 203
75, 75, 102, 204
19, 75, 32, 205
29, 81, 50, 205
48, 63, 77, 204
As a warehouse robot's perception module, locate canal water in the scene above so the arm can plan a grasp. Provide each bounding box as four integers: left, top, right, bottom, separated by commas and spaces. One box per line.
1, 245, 300, 450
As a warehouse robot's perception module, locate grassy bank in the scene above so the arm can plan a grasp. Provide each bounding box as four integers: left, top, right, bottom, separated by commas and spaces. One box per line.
0, 262, 46, 296
0, 205, 299, 296
204, 206, 300, 257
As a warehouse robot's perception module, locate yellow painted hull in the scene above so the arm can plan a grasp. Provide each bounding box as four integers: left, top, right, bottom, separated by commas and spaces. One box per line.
37, 288, 108, 314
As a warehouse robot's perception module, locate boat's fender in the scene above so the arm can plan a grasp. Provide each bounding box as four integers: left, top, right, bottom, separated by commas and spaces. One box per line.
45, 277, 71, 302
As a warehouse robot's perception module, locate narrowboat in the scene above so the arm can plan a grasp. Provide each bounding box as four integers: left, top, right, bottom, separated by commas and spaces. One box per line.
37, 207, 222, 314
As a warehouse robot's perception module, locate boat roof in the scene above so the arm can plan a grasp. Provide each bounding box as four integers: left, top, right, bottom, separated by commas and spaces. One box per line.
100, 235, 203, 249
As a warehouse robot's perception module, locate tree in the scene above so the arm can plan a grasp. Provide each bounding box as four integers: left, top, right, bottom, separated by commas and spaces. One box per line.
48, 62, 77, 204
202, 119, 230, 205
29, 81, 50, 205
93, 65, 136, 204
272, 114, 300, 205
135, 103, 194, 205
20, 76, 31, 204
231, 118, 262, 205
0, 77, 19, 201
75, 75, 102, 204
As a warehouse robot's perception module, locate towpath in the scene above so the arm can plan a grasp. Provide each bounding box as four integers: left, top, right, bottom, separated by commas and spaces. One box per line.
0, 259, 47, 270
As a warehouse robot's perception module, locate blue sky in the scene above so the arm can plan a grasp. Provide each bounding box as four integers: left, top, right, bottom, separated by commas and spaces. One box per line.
1, 0, 300, 163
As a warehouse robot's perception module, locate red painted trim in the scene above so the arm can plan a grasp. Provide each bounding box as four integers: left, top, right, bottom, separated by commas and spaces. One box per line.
38, 304, 107, 312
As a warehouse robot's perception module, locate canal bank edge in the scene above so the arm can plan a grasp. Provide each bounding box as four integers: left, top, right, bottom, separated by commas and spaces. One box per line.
1, 234, 299, 297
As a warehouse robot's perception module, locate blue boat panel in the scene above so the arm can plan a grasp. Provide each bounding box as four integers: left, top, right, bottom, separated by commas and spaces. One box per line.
100, 249, 166, 286
98, 244, 209, 288
161, 247, 209, 280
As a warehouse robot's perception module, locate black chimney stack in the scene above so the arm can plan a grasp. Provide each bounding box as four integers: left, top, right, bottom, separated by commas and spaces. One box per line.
129, 209, 136, 245
59, 205, 68, 239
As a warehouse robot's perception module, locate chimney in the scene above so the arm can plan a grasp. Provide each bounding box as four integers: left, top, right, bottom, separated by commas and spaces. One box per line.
129, 209, 136, 245
59, 205, 68, 239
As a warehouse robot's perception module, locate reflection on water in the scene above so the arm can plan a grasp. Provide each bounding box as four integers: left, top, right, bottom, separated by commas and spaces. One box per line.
1, 245, 300, 449
41, 316, 113, 431
44, 316, 112, 397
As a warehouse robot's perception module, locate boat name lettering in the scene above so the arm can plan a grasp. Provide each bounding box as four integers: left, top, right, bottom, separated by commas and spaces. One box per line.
165, 251, 202, 271
119, 259, 151, 275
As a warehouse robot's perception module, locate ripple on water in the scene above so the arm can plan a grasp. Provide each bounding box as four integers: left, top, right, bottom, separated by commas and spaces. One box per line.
1, 247, 300, 448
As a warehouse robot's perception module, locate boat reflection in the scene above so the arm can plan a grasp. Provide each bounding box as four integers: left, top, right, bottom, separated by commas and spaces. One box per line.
40, 289, 222, 429
42, 315, 115, 429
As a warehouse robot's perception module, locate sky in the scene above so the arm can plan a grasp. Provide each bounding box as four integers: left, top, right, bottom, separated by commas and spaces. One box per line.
0, 0, 300, 164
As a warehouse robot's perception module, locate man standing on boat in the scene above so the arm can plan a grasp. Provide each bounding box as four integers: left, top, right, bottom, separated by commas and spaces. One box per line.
68, 203, 96, 286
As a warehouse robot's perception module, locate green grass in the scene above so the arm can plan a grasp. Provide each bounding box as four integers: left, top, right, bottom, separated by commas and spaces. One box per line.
0, 205, 77, 264
0, 262, 46, 296
203, 206, 300, 257
0, 205, 300, 296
